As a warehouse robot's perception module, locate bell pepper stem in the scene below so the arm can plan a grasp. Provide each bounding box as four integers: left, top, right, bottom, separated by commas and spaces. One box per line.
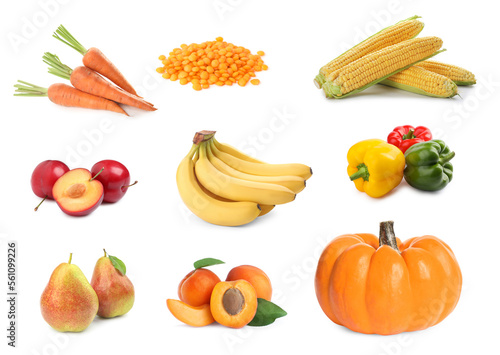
402, 129, 415, 140
439, 151, 455, 164
379, 221, 400, 253
349, 163, 369, 181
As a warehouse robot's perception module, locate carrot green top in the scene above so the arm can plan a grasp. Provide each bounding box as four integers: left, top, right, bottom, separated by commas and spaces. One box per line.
42, 52, 73, 80
53, 25, 88, 56
13, 81, 48, 97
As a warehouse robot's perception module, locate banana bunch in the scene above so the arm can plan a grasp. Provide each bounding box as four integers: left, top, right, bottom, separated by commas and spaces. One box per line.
177, 131, 312, 226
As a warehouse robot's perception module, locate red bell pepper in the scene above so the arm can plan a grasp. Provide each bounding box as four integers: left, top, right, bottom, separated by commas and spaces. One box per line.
387, 125, 432, 153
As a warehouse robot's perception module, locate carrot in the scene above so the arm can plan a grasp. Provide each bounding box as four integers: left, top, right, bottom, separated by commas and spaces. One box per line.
14, 81, 128, 116
52, 25, 138, 96
43, 53, 156, 111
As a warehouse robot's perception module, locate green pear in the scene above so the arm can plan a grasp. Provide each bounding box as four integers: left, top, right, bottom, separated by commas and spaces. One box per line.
40, 253, 98, 332
91, 249, 135, 318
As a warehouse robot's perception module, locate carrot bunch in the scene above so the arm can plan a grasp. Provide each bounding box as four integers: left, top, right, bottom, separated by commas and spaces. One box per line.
14, 25, 156, 116
157, 37, 267, 91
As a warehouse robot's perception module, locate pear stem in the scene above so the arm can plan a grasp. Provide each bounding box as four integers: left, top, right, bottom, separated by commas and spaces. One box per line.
90, 167, 104, 181
68, 253, 73, 264
103, 248, 107, 257
122, 181, 138, 189
34, 196, 47, 211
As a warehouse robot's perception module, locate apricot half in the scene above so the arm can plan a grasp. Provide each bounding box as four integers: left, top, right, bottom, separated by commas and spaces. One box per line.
52, 168, 104, 216
167, 299, 215, 327
178, 268, 221, 307
210, 280, 257, 328
226, 265, 272, 301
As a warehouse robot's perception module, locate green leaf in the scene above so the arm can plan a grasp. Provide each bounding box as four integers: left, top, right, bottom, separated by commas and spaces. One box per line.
193, 258, 225, 269
248, 298, 287, 327
109, 255, 126, 275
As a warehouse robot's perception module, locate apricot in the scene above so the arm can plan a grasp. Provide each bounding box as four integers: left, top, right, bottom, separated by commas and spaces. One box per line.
210, 280, 257, 328
178, 268, 221, 307
226, 265, 272, 301
167, 299, 215, 327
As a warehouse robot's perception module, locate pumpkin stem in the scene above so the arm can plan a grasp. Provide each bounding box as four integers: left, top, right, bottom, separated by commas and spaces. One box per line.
379, 221, 400, 253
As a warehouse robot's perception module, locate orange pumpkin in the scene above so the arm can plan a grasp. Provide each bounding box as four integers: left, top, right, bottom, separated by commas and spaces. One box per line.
315, 221, 462, 335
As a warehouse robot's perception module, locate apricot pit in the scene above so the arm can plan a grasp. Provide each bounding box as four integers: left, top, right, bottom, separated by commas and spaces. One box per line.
210, 280, 257, 328
223, 288, 245, 315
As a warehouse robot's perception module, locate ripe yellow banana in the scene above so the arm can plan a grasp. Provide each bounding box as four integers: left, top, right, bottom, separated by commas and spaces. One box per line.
210, 140, 313, 180
258, 204, 275, 217
176, 144, 261, 226
199, 180, 274, 217
207, 140, 306, 193
195, 142, 296, 205
213, 138, 264, 163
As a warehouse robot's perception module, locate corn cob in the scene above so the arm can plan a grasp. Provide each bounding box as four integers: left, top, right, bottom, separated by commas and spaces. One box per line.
380, 66, 458, 98
322, 36, 445, 99
314, 16, 424, 88
417, 60, 476, 85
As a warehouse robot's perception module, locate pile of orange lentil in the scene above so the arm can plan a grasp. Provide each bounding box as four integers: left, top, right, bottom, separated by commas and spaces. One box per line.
156, 37, 267, 91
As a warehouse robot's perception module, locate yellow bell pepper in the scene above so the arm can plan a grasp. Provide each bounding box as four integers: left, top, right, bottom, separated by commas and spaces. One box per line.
347, 139, 405, 198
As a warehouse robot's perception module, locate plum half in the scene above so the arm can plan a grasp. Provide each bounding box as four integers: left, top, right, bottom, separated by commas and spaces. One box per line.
52, 168, 104, 216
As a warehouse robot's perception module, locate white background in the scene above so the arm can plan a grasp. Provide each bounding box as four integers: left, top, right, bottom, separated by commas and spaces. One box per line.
1, 0, 499, 354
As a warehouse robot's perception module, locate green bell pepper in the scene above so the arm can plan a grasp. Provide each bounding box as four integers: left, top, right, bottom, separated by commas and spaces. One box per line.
404, 140, 455, 191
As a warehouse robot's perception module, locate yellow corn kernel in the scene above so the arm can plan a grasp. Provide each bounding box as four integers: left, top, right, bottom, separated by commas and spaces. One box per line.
417, 60, 476, 85
381, 66, 458, 97
324, 36, 444, 97
316, 17, 424, 88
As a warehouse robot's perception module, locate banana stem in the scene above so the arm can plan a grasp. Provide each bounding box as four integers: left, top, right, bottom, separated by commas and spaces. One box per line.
199, 141, 208, 159
185, 144, 200, 160
193, 130, 216, 144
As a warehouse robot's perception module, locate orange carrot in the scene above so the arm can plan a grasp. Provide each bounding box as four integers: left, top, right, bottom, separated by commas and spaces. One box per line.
53, 25, 138, 96
72, 67, 156, 111
14, 81, 128, 116
82, 48, 137, 96
43, 53, 156, 111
